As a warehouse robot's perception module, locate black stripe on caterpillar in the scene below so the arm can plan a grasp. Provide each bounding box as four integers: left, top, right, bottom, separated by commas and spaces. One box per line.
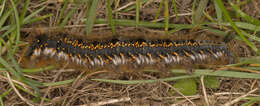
27, 34, 235, 68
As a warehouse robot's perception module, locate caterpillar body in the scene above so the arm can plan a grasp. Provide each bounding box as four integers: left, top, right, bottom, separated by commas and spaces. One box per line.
27, 34, 235, 68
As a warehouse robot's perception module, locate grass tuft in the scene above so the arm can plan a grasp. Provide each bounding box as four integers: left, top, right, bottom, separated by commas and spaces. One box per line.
216, 0, 258, 52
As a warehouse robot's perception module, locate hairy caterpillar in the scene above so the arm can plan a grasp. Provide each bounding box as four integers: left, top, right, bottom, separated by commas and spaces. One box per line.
26, 34, 235, 69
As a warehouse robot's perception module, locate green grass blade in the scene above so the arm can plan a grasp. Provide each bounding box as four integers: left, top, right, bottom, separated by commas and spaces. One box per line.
171, 0, 178, 20
201, 27, 241, 40
19, 0, 30, 25
154, 0, 163, 21
1, 25, 15, 37
0, 88, 12, 98
22, 66, 55, 73
164, 0, 169, 34
85, 0, 92, 17
216, 0, 257, 52
95, 18, 202, 30
59, 0, 83, 28
0, 38, 2, 53
15, 83, 50, 101
23, 6, 46, 24
0, 0, 7, 20
1, 14, 52, 33
23, 13, 53, 25
23, 77, 43, 87
95, 19, 260, 40
0, 7, 12, 30
107, 0, 115, 34
9, 54, 22, 76
170, 69, 260, 79
10, 0, 20, 53
0, 57, 21, 80
95, 18, 182, 28
213, 0, 223, 23
245, 67, 260, 71
0, 88, 12, 106
57, 0, 70, 25
85, 0, 99, 35
92, 75, 199, 85
191, 0, 197, 24
42, 79, 75, 86
241, 97, 260, 106
229, 1, 260, 26
59, 8, 76, 28
0, 35, 7, 45
227, 57, 260, 67
241, 30, 260, 42
121, 0, 149, 12
21, 77, 42, 97
169, 24, 195, 34
205, 22, 260, 41
210, 22, 260, 32
136, 0, 140, 27
0, 97, 3, 106
194, 0, 209, 24
203, 11, 215, 22
235, 0, 240, 20
241, 100, 258, 106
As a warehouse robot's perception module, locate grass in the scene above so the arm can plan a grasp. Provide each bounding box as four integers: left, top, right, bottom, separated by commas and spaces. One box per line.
57, 0, 70, 25
0, 0, 259, 105
163, 0, 169, 34
93, 68, 260, 84
85, 0, 99, 35
95, 18, 260, 41
107, 0, 115, 34
216, 0, 258, 52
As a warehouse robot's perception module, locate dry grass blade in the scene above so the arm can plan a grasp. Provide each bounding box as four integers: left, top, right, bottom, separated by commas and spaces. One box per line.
0, 73, 31, 90
224, 88, 258, 106
39, 69, 63, 106
88, 97, 131, 106
200, 76, 209, 106
162, 82, 196, 106
6, 72, 35, 106
113, 2, 136, 12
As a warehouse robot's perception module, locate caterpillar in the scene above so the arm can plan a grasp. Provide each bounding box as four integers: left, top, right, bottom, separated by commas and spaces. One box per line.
26, 34, 235, 69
